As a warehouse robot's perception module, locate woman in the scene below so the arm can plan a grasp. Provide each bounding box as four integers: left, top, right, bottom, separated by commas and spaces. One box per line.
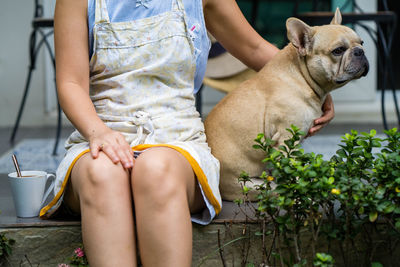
40, 0, 334, 265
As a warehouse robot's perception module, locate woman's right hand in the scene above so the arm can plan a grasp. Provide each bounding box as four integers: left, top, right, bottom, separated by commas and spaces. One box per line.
89, 128, 134, 169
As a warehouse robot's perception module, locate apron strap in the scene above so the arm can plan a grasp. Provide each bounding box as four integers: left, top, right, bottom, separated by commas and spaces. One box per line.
172, 0, 184, 12
95, 0, 111, 24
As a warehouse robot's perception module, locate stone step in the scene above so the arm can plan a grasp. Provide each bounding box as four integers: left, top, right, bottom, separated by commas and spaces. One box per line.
2, 174, 399, 267
0, 222, 263, 267
1, 173, 260, 266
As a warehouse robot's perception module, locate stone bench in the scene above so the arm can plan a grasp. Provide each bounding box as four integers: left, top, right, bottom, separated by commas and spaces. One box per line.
0, 173, 261, 266
2, 174, 399, 267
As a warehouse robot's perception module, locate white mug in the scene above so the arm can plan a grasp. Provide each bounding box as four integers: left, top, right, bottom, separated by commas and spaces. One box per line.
8, 171, 56, 218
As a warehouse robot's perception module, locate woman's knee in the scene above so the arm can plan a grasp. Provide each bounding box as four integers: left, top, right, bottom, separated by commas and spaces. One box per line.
131, 148, 193, 204
73, 153, 130, 207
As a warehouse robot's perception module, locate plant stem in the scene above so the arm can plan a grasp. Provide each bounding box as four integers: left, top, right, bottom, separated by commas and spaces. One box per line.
217, 229, 227, 267
290, 211, 301, 263
276, 227, 285, 267
262, 219, 267, 263
267, 223, 278, 264
196, 235, 249, 267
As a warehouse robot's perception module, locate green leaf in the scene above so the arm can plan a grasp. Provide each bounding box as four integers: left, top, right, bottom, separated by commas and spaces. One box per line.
255, 133, 264, 142
369, 211, 378, 222
353, 147, 364, 155
328, 177, 335, 184
372, 140, 382, 147
252, 144, 263, 150
336, 149, 347, 158
315, 252, 333, 262
239, 171, 249, 179
308, 170, 317, 178
371, 262, 383, 267
254, 231, 263, 236
284, 166, 293, 174
284, 139, 294, 148
5, 245, 11, 256
243, 186, 249, 194
356, 140, 368, 147
234, 199, 243, 205
383, 204, 396, 214
358, 206, 365, 215
394, 207, 400, 214
290, 124, 300, 132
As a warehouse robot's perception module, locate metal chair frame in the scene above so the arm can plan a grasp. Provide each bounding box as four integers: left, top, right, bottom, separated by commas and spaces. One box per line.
10, 0, 61, 155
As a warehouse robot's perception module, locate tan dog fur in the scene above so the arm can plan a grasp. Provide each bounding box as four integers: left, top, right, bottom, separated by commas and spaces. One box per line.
204, 9, 369, 201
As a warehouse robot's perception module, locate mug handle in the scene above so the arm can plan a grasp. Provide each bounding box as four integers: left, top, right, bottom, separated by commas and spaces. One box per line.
41, 174, 56, 206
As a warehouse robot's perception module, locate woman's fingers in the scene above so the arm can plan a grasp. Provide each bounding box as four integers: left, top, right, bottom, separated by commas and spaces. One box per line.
116, 136, 134, 168
89, 142, 101, 159
100, 141, 133, 169
115, 146, 134, 169
101, 143, 121, 164
319, 94, 335, 124
89, 130, 134, 169
307, 122, 328, 137
307, 94, 335, 137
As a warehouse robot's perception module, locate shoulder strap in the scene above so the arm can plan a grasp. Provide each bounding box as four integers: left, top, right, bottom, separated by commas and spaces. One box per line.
94, 0, 110, 24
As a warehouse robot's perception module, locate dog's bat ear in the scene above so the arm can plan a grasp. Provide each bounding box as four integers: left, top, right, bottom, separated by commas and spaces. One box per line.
330, 7, 342, 25
286, 18, 313, 57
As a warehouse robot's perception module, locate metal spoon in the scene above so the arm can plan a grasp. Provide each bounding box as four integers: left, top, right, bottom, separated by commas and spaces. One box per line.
11, 154, 22, 177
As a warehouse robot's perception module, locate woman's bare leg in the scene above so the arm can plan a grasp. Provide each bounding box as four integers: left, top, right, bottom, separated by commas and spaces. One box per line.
131, 147, 205, 267
64, 152, 137, 266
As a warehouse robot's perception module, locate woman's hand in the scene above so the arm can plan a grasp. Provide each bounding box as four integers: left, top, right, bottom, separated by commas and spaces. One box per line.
307, 94, 335, 137
89, 128, 134, 169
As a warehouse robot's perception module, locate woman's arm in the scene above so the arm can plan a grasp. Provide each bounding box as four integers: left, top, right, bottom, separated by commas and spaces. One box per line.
55, 0, 133, 168
203, 0, 279, 71
203, 0, 334, 134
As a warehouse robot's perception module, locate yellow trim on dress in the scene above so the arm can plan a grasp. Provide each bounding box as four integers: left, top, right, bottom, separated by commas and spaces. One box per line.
39, 149, 89, 218
40, 144, 221, 218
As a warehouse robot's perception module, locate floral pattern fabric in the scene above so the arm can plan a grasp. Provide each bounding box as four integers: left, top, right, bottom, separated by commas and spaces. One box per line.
40, 0, 221, 225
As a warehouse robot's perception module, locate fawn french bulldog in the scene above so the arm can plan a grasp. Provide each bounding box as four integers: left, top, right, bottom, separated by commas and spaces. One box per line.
205, 9, 369, 201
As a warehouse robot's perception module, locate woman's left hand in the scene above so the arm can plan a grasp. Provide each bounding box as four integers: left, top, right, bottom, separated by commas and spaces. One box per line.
307, 94, 335, 137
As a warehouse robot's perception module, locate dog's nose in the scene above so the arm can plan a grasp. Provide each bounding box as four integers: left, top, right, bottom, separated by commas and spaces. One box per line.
353, 47, 364, 57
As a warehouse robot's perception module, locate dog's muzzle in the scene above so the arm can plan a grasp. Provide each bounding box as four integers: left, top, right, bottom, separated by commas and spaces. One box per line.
353, 47, 369, 77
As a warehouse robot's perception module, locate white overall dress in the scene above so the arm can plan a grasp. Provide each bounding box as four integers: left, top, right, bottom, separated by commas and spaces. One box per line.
40, 0, 222, 225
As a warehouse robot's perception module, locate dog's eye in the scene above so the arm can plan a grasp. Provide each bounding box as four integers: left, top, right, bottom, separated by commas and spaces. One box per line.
332, 46, 347, 56
360, 40, 364, 46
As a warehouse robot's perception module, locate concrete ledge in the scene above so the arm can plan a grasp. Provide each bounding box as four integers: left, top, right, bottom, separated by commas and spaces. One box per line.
0, 172, 260, 266
0, 223, 264, 267
2, 174, 399, 266
2, 221, 400, 267
0, 226, 82, 266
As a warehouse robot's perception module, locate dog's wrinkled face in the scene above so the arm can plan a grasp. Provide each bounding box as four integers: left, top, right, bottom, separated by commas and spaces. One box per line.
287, 8, 369, 92
308, 25, 369, 88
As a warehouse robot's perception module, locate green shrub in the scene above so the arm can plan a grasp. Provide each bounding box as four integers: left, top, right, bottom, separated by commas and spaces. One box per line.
0, 212, 15, 265
237, 126, 400, 266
